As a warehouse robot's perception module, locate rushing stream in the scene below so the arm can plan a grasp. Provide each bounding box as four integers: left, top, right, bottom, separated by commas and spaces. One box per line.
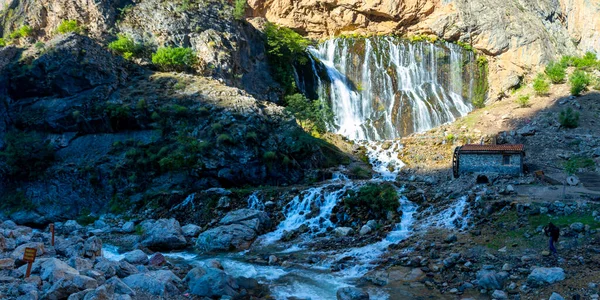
103, 37, 479, 299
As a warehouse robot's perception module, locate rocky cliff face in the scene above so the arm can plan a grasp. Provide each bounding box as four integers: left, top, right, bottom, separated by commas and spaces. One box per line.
248, 0, 600, 99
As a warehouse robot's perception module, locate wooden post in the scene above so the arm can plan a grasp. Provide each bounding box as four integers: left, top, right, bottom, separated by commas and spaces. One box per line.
49, 223, 55, 246
23, 247, 37, 279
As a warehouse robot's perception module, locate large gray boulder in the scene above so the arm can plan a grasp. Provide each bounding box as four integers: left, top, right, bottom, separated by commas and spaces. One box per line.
184, 266, 239, 298
527, 267, 565, 286
44, 278, 81, 300
196, 224, 257, 252
140, 219, 187, 250
181, 224, 202, 237
219, 209, 271, 233
122, 270, 181, 297
106, 277, 136, 296
11, 242, 44, 260
122, 250, 148, 265
336, 287, 370, 300
40, 258, 80, 283
475, 269, 508, 290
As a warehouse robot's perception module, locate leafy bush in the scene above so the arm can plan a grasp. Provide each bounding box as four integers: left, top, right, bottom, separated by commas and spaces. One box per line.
564, 156, 595, 175
284, 93, 332, 135
263, 151, 277, 161
76, 208, 98, 226
559, 107, 580, 128
532, 73, 550, 96
515, 94, 530, 108
264, 22, 311, 94
151, 47, 196, 71
217, 134, 233, 144
561, 52, 598, 69
344, 183, 399, 213
9, 25, 33, 39
0, 38, 6, 47
0, 131, 55, 180
545, 61, 566, 84
569, 70, 590, 96
472, 55, 488, 108
234, 0, 247, 20
57, 20, 82, 34
34, 42, 45, 49
108, 34, 141, 59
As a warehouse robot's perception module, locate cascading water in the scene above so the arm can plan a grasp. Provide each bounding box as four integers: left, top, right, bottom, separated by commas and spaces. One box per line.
300, 36, 483, 141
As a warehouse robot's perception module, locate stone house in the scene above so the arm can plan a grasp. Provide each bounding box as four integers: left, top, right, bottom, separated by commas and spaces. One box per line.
453, 144, 525, 178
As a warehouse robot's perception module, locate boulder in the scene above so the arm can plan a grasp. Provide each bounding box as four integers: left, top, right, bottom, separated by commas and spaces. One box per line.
123, 250, 148, 265
116, 261, 139, 278
11, 242, 44, 260
140, 219, 187, 250
336, 287, 370, 300
492, 290, 508, 299
549, 292, 565, 300
359, 225, 371, 235
121, 222, 135, 233
80, 284, 115, 300
196, 224, 257, 252
83, 236, 102, 258
0, 234, 5, 252
41, 258, 80, 283
62, 220, 84, 235
181, 224, 202, 237
517, 125, 536, 136
68, 257, 93, 272
527, 267, 565, 286
94, 259, 118, 278
184, 267, 239, 298
0, 258, 15, 270
570, 222, 585, 233
44, 278, 80, 300
106, 277, 136, 296
334, 227, 353, 237
149, 253, 166, 267
122, 270, 181, 297
72, 274, 98, 290
475, 269, 508, 290
219, 209, 271, 233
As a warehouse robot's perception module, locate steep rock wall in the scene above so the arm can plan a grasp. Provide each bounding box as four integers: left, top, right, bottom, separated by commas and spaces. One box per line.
248, 0, 600, 99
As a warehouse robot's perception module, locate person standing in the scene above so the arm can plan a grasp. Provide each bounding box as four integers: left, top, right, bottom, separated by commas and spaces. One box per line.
544, 222, 560, 255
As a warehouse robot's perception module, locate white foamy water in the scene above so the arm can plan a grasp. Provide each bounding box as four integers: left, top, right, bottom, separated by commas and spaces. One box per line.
247, 191, 265, 210
102, 244, 125, 261
364, 140, 405, 181
420, 195, 473, 230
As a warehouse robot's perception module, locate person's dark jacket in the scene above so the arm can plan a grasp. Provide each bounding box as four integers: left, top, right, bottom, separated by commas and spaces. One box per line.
544, 223, 560, 242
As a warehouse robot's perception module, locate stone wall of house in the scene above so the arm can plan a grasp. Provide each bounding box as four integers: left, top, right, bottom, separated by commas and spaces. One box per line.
459, 153, 522, 175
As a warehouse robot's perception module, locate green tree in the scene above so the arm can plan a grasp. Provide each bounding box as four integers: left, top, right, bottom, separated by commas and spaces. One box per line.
234, 0, 247, 20
532, 73, 550, 96
545, 61, 566, 84
284, 93, 333, 135
569, 70, 590, 96
152, 47, 196, 71
264, 22, 311, 95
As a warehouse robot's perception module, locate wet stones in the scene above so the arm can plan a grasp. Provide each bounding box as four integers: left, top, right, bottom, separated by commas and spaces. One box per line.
334, 227, 353, 237
527, 267, 565, 286
336, 287, 370, 300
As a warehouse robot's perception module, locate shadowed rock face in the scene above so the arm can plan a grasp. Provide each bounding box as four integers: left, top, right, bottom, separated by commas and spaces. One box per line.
248, 0, 600, 98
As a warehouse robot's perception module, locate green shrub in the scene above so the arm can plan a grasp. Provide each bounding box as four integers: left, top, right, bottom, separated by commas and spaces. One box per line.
76, 208, 98, 226
564, 156, 595, 175
9, 25, 33, 39
0, 191, 35, 212
545, 61, 566, 84
264, 22, 311, 95
217, 134, 233, 144
344, 183, 399, 213
108, 34, 141, 59
562, 52, 598, 69
559, 107, 580, 128
34, 41, 45, 49
151, 47, 196, 71
211, 122, 224, 132
472, 55, 488, 108
445, 134, 455, 143
57, 20, 82, 34
532, 73, 550, 96
284, 93, 332, 135
0, 38, 6, 47
245, 131, 258, 141
516, 94, 531, 108
569, 70, 590, 96
0, 131, 55, 180
234, 0, 247, 20
263, 151, 277, 161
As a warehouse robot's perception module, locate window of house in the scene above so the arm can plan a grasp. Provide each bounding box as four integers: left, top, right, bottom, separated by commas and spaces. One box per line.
502, 155, 510, 165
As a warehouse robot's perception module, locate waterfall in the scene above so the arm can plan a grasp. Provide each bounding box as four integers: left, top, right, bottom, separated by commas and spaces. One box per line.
305, 36, 481, 141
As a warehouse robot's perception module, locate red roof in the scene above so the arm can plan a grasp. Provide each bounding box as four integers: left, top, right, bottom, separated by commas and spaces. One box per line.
460, 144, 524, 153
